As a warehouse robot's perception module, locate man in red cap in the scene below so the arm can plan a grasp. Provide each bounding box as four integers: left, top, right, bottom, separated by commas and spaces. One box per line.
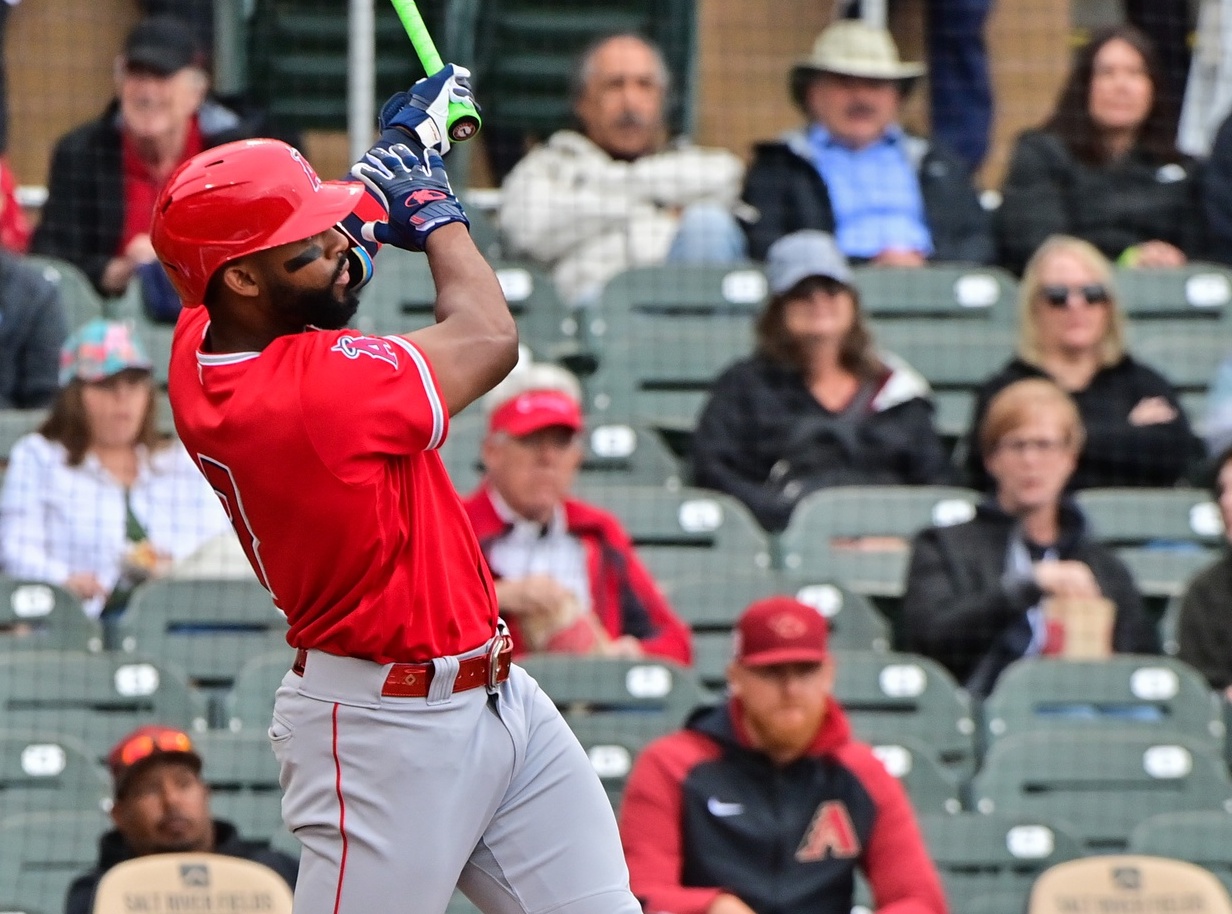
619, 596, 947, 914
463, 362, 691, 663
63, 725, 297, 914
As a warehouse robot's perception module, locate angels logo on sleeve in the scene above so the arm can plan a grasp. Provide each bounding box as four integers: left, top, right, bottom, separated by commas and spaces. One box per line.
331, 335, 400, 369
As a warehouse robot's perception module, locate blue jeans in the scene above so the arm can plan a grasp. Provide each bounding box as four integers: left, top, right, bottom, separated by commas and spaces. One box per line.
927, 0, 995, 172
665, 202, 747, 263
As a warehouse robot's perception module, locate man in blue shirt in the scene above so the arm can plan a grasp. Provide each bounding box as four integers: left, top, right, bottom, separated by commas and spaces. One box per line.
741, 20, 993, 266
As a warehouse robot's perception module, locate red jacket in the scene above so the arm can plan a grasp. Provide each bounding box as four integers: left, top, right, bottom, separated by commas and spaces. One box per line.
464, 485, 692, 664
620, 697, 948, 914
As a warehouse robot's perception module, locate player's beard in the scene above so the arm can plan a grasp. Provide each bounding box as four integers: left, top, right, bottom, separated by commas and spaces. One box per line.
274, 257, 360, 331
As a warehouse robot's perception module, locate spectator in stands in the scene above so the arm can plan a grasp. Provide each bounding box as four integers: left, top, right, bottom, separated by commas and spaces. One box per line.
463, 362, 692, 662
499, 33, 745, 305
1177, 445, 1232, 695
965, 235, 1197, 491
30, 16, 257, 299
905, 378, 1158, 696
691, 231, 951, 533
0, 249, 68, 408
1203, 110, 1232, 266
739, 19, 993, 265
0, 319, 230, 618
64, 725, 297, 914
619, 595, 948, 914
997, 25, 1204, 276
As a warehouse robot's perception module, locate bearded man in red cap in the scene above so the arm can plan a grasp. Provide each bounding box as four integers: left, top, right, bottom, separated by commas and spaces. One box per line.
619, 596, 947, 914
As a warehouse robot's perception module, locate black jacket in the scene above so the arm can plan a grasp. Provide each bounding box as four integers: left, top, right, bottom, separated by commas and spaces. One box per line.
692, 354, 952, 532
903, 499, 1159, 695
64, 820, 298, 914
1177, 550, 1232, 690
0, 251, 67, 408
30, 100, 256, 295
739, 128, 994, 263
964, 356, 1198, 492
997, 129, 1206, 274
1204, 114, 1232, 266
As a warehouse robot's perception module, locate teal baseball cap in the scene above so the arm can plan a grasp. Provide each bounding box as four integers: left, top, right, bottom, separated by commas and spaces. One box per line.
59, 319, 153, 387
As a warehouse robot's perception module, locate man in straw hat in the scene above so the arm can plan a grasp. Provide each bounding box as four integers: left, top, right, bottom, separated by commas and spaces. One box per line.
740, 19, 992, 267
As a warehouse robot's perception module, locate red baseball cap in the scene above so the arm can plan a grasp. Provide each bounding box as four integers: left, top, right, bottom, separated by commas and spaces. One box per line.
489, 389, 583, 438
107, 725, 201, 797
734, 596, 830, 666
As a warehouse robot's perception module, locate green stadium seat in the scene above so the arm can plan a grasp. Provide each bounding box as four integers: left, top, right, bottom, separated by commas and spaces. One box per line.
830, 650, 977, 777
1074, 488, 1223, 600
22, 255, 106, 329
920, 813, 1084, 914
0, 409, 48, 463
982, 656, 1224, 755
866, 736, 962, 814
225, 650, 296, 733
1128, 810, 1232, 894
852, 264, 1019, 322
972, 730, 1232, 852
0, 731, 110, 817
1114, 264, 1232, 322
0, 577, 100, 653
1160, 593, 1183, 657
0, 809, 111, 914
193, 731, 285, 844
0, 651, 207, 746
125, 312, 175, 389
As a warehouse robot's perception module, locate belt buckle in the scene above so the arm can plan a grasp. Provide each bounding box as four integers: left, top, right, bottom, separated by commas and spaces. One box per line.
486, 634, 510, 692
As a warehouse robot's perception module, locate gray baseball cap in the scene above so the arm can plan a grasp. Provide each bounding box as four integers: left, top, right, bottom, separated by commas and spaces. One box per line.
766, 231, 853, 295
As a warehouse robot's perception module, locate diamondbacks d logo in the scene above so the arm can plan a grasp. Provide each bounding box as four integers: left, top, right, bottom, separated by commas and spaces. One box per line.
331, 335, 399, 369
796, 801, 860, 862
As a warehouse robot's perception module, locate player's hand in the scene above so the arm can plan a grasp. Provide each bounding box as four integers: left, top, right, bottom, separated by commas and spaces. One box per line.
350, 143, 468, 252
1033, 560, 1103, 600
378, 64, 476, 157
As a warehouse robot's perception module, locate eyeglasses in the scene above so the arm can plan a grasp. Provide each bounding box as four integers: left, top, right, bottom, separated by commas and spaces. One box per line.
1039, 284, 1110, 308
116, 730, 194, 767
997, 437, 1070, 457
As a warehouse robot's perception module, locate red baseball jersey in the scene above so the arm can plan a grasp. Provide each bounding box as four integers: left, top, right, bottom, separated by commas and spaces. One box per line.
168, 306, 498, 664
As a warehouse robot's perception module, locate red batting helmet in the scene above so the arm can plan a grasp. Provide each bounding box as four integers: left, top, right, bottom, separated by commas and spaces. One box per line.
150, 138, 364, 305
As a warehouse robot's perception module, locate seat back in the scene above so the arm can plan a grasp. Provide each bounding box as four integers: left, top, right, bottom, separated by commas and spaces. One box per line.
0, 730, 110, 817
0, 410, 49, 463
93, 853, 294, 914
22, 255, 106, 329
920, 812, 1084, 911
0, 809, 111, 914
973, 730, 1232, 851
867, 736, 962, 814
0, 577, 99, 652
830, 650, 976, 775
983, 656, 1224, 753
192, 731, 286, 845
1028, 855, 1232, 914
1114, 264, 1232, 322
1128, 810, 1232, 895
853, 264, 1018, 322
225, 650, 296, 732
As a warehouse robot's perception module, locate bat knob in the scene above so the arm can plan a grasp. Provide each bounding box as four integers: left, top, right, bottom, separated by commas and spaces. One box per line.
448, 115, 481, 143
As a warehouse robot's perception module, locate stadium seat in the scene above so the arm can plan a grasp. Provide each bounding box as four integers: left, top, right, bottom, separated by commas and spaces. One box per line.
920, 813, 1084, 912
224, 650, 296, 733
22, 254, 106, 329
852, 264, 1019, 322
982, 656, 1224, 755
830, 649, 977, 777
778, 486, 982, 600
867, 736, 962, 814
571, 484, 775, 585
126, 312, 175, 389
193, 731, 286, 844
113, 579, 289, 725
0, 577, 99, 653
0, 650, 207, 747
1074, 488, 1223, 601
0, 409, 49, 464
1128, 810, 1232, 894
0, 731, 110, 818
1114, 264, 1232, 323
972, 730, 1232, 851
1027, 854, 1232, 914
0, 809, 111, 914
92, 853, 294, 914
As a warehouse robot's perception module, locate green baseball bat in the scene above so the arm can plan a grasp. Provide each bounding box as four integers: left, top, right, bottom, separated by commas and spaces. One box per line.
388, 0, 482, 143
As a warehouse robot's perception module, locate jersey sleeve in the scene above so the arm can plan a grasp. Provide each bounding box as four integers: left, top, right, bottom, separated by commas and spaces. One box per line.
296, 331, 450, 464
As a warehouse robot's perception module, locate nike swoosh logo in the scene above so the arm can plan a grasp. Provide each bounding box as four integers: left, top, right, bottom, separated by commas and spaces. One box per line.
707, 798, 745, 817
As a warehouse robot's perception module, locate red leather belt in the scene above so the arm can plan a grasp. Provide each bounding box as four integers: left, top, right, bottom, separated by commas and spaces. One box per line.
291, 637, 513, 698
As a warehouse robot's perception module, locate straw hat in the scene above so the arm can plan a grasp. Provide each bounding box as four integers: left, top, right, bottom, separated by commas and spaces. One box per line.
793, 20, 925, 82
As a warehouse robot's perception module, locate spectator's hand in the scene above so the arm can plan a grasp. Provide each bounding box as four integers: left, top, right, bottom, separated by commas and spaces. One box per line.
871, 248, 927, 267
1128, 396, 1178, 426
1033, 560, 1103, 599
708, 894, 757, 914
378, 64, 476, 157
124, 233, 158, 265
351, 144, 468, 252
64, 572, 107, 601
600, 635, 644, 659
495, 574, 575, 618
1125, 240, 1187, 269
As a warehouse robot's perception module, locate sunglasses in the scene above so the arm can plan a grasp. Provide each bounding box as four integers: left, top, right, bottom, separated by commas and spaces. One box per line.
1039, 284, 1110, 308
116, 730, 194, 767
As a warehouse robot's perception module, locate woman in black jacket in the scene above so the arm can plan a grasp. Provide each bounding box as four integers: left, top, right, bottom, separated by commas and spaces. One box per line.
997, 25, 1204, 275
691, 231, 950, 533
965, 234, 1198, 491
906, 378, 1158, 696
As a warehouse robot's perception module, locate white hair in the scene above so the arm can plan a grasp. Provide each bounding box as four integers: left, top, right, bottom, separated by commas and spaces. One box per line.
483, 360, 583, 415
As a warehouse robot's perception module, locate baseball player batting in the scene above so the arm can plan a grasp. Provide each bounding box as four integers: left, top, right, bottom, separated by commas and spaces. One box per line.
149, 68, 642, 914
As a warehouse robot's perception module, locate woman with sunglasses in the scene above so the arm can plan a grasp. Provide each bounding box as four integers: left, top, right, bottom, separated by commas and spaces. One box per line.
997, 25, 1204, 275
964, 235, 1197, 492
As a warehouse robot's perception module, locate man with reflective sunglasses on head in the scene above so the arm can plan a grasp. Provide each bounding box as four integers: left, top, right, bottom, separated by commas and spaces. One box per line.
64, 725, 297, 914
